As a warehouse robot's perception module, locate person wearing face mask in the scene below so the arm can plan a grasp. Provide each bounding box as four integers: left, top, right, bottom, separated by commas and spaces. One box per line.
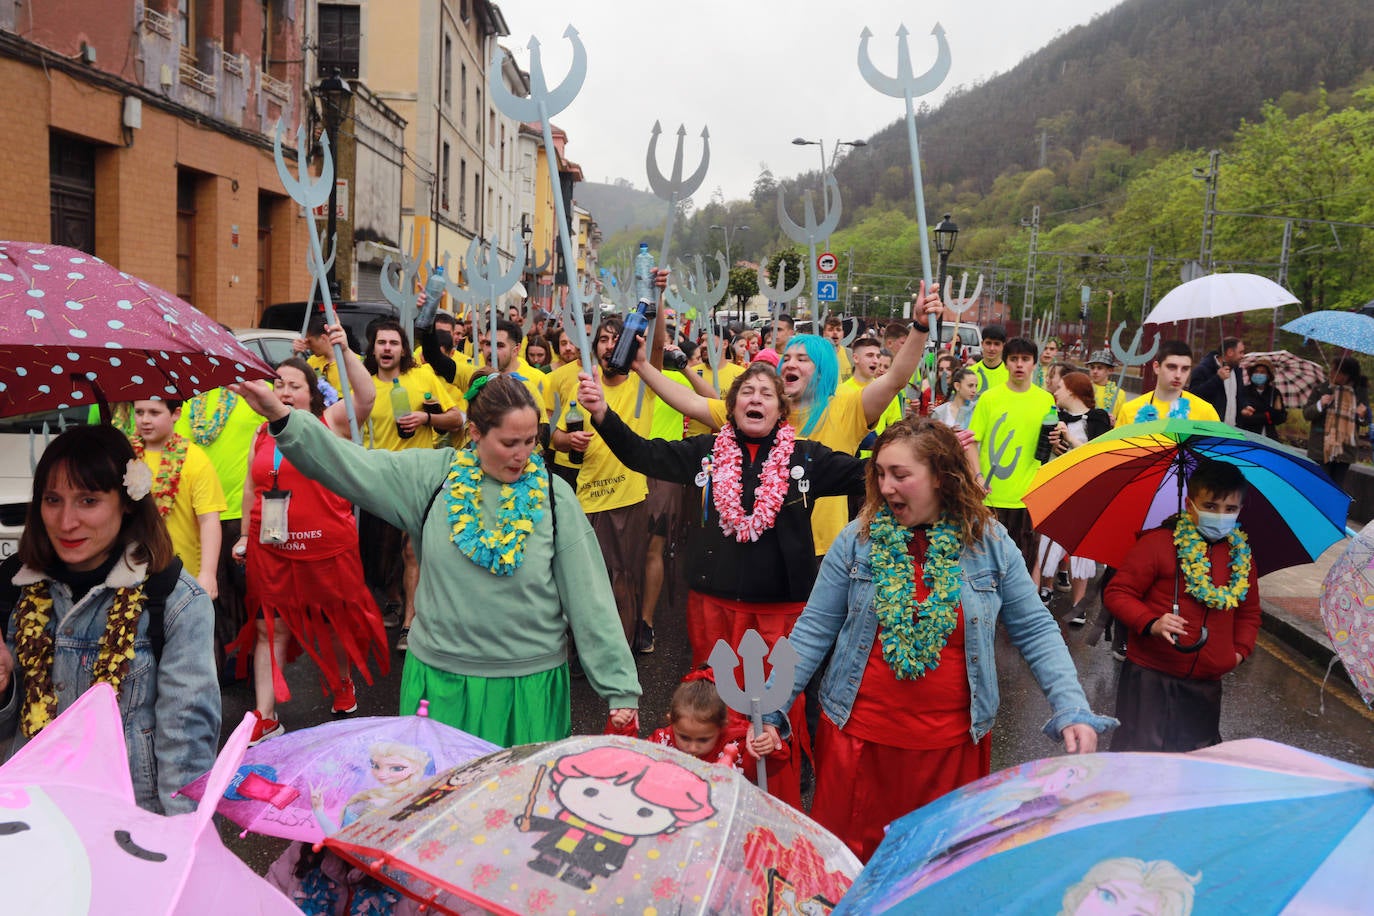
1103, 459, 1261, 753
1237, 360, 1286, 439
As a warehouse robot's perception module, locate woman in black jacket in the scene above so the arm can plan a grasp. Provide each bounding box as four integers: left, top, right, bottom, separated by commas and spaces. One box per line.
578, 363, 864, 807
1238, 359, 1287, 439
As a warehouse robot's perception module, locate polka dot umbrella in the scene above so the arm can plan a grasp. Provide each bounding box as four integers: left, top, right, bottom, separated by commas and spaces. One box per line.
0, 241, 274, 417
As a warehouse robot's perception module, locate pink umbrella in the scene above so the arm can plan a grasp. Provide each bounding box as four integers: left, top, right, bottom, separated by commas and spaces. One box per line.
0, 241, 275, 417
0, 683, 298, 915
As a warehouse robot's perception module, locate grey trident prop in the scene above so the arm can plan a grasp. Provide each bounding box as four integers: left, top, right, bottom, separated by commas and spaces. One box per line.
709, 629, 798, 793
942, 271, 984, 355
298, 234, 337, 338
858, 23, 951, 301
666, 254, 729, 390
490, 27, 593, 375
987, 412, 1020, 481
273, 122, 361, 445
1110, 322, 1160, 413
777, 174, 842, 325
378, 222, 428, 341
757, 258, 805, 353
451, 234, 527, 372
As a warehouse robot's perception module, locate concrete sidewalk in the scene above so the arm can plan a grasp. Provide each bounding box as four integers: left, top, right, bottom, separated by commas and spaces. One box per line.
1257, 532, 1351, 676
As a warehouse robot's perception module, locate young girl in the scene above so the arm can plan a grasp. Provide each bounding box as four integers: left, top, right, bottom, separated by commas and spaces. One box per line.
650, 670, 788, 784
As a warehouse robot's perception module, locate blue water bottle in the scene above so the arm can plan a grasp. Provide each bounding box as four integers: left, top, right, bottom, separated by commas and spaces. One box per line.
417, 265, 445, 329
633, 242, 655, 305
607, 298, 656, 376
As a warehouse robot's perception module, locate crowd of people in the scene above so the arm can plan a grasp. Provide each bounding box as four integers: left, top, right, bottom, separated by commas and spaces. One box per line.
0, 276, 1349, 871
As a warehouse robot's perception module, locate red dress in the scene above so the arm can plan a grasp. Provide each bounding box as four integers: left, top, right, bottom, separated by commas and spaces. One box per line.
231, 423, 389, 703
810, 532, 991, 863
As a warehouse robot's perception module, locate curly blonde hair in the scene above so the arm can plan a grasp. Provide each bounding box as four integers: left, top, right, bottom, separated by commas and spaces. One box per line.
858, 418, 992, 546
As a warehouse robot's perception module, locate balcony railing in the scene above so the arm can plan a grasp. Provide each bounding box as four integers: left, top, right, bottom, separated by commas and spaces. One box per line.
222, 53, 246, 78
260, 71, 291, 101
180, 58, 217, 95
142, 6, 174, 39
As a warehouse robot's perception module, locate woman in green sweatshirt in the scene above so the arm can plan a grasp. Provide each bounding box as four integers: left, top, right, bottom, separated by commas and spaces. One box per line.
234, 370, 640, 745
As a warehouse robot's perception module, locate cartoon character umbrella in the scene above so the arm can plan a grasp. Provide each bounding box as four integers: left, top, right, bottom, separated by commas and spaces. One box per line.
325, 735, 861, 915
179, 700, 498, 843
0, 241, 274, 417
1238, 348, 1325, 410
836, 738, 1374, 914
0, 683, 298, 915
1318, 523, 1374, 704
1023, 419, 1350, 577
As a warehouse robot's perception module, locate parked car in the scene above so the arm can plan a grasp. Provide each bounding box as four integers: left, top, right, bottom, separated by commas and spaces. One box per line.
258, 300, 397, 354
925, 323, 983, 361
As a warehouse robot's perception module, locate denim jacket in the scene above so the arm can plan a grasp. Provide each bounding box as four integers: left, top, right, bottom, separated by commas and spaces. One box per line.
0, 544, 222, 813
767, 520, 1117, 744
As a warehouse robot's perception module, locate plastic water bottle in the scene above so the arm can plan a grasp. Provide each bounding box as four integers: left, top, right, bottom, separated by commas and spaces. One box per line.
1035, 407, 1059, 463
564, 401, 585, 465
606, 297, 656, 376
633, 242, 655, 306
391, 379, 415, 440
418, 265, 445, 329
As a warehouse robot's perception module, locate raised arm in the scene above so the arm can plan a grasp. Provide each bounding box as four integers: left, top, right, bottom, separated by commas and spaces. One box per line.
321, 323, 375, 436
861, 281, 942, 426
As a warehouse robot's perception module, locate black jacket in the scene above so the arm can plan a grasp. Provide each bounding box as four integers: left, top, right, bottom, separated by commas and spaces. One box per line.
593, 408, 865, 602
1238, 384, 1286, 438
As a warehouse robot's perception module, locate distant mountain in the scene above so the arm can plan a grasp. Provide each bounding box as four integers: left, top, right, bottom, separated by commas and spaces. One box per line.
573, 180, 661, 236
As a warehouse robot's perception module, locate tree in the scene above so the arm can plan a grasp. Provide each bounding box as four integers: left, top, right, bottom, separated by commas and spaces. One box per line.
728, 266, 758, 313
766, 249, 805, 291
751, 163, 777, 209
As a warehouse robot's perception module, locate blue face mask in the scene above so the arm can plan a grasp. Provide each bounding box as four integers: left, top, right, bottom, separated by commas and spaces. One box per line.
1251, 373, 1268, 386
1193, 507, 1239, 541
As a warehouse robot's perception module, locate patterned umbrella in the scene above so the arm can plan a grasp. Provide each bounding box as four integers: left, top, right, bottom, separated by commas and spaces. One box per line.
1281, 309, 1374, 355
0, 241, 274, 417
1239, 349, 1325, 410
1318, 523, 1374, 704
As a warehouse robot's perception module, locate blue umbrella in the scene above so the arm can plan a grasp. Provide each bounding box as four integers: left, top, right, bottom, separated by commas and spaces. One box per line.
837, 739, 1374, 914
1281, 310, 1374, 355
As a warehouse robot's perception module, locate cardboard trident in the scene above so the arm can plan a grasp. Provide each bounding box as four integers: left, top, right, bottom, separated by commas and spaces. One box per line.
709, 629, 798, 793
445, 235, 526, 372
942, 271, 984, 357
273, 121, 361, 445
1111, 321, 1161, 413
777, 175, 841, 325
490, 27, 593, 376
757, 257, 806, 353
665, 254, 729, 389
858, 24, 951, 292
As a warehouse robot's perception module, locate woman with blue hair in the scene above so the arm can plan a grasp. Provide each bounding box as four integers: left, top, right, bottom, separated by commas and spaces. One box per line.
632, 285, 944, 555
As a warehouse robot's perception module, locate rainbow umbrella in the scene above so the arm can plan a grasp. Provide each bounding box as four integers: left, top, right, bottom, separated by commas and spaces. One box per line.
1023, 419, 1349, 575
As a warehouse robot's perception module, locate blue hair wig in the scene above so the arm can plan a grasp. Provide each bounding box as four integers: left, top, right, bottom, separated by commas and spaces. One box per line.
784, 334, 839, 437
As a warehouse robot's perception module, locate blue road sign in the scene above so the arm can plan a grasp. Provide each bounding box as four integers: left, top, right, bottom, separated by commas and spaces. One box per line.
817, 279, 838, 302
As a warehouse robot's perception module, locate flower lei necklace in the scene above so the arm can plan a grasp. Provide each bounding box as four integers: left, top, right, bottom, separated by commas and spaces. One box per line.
869, 508, 963, 679
1174, 513, 1252, 610
12, 579, 147, 737
130, 434, 189, 518
445, 446, 548, 576
188, 390, 238, 446
711, 422, 796, 542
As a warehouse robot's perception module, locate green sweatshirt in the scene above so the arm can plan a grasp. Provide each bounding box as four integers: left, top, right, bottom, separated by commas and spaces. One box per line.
274, 410, 640, 710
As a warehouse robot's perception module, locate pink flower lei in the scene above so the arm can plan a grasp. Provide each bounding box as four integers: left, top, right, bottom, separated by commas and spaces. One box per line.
711, 421, 797, 542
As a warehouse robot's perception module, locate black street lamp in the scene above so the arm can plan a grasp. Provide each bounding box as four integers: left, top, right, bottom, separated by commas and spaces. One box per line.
315, 69, 352, 300
932, 213, 959, 346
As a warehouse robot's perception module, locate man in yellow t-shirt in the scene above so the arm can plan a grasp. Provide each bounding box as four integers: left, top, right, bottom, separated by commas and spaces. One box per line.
476, 319, 547, 422
968, 337, 1057, 571
362, 319, 464, 647
685, 353, 744, 437
1114, 341, 1221, 427
843, 337, 903, 459
132, 399, 227, 598
1087, 349, 1124, 416
824, 316, 853, 381
551, 315, 661, 644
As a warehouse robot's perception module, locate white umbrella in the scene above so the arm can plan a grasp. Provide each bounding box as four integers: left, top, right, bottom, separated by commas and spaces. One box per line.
1145, 272, 1299, 325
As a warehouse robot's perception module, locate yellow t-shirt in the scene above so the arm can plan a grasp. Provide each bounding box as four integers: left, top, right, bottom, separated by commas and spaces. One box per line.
686, 362, 745, 436
544, 362, 585, 470
1093, 381, 1124, 416
173, 389, 262, 522
365, 365, 458, 451
971, 360, 1009, 394
842, 376, 902, 458
707, 384, 870, 555
968, 383, 1057, 509
1114, 391, 1220, 427
563, 375, 655, 514
142, 442, 226, 579
836, 345, 853, 382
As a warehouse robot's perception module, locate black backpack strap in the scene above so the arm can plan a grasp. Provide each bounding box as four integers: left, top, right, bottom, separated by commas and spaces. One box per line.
417, 477, 449, 548
0, 554, 23, 640
144, 557, 184, 664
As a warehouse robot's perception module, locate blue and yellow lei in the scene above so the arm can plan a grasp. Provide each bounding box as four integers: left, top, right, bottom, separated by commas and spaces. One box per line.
869, 508, 963, 679
445, 446, 548, 576
1173, 513, 1251, 609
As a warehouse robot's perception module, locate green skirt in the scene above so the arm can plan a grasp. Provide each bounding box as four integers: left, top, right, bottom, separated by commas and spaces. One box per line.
399, 654, 572, 746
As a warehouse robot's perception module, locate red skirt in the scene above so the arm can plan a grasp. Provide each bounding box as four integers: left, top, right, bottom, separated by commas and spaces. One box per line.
811, 713, 991, 863
233, 547, 389, 704
686, 590, 809, 810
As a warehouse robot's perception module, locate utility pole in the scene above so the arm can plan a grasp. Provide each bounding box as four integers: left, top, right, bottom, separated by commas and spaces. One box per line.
845, 248, 855, 316
1020, 205, 1040, 336
1051, 258, 1064, 338
1039, 130, 1048, 169
1273, 219, 1294, 350
1194, 149, 1221, 352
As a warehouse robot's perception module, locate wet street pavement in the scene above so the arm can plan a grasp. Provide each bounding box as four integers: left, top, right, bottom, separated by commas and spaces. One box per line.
216, 573, 1374, 876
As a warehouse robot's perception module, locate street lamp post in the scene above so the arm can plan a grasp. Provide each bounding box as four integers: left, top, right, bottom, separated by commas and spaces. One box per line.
710, 223, 748, 323
791, 136, 868, 185
314, 69, 352, 301
932, 214, 959, 346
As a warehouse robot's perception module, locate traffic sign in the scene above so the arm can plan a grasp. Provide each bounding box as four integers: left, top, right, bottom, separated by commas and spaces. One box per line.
817, 251, 838, 274
817, 279, 838, 302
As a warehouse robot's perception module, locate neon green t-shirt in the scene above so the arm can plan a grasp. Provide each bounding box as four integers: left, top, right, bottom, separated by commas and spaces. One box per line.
972, 359, 1009, 394
174, 389, 261, 521
968, 382, 1056, 509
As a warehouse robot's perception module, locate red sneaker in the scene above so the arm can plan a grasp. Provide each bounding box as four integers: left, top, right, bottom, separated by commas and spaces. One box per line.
249, 711, 285, 746
332, 678, 358, 715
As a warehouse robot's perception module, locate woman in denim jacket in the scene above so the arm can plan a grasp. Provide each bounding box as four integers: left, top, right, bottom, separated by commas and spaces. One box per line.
0, 424, 220, 814
755, 419, 1114, 861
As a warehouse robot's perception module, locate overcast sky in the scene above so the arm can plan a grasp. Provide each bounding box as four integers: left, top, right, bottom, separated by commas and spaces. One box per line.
499, 0, 1124, 201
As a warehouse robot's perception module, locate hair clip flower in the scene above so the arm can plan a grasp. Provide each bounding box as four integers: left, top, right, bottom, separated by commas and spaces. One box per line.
123, 458, 153, 501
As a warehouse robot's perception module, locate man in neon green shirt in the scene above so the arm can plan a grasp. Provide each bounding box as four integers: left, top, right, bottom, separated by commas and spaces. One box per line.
971, 324, 1009, 393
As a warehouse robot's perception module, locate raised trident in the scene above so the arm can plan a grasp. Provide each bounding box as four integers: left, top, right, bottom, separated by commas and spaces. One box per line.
987, 412, 1021, 481
273, 121, 361, 445
942, 271, 984, 356
1111, 321, 1160, 417
666, 253, 729, 389
778, 173, 841, 325
709, 629, 798, 793
379, 220, 429, 340
858, 23, 952, 291
757, 257, 805, 355
490, 27, 593, 375
298, 233, 336, 338
520, 248, 553, 338
448, 233, 526, 372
